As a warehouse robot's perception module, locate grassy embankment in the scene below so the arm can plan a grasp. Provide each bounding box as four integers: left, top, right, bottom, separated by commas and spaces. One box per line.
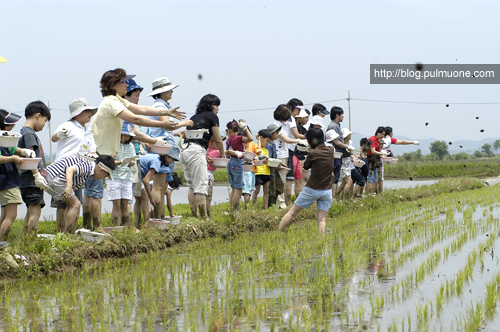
0, 177, 484, 280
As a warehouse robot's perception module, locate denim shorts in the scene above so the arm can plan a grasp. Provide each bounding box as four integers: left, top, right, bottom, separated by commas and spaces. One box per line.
227, 158, 244, 190
84, 177, 104, 199
367, 169, 378, 184
295, 186, 332, 211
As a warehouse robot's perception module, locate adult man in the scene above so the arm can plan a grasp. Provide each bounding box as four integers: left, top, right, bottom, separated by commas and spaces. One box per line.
325, 106, 354, 198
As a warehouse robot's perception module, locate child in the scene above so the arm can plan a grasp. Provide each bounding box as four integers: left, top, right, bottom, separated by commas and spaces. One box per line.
336, 128, 356, 199
0, 110, 37, 244
165, 172, 182, 218
278, 128, 334, 235
241, 127, 260, 209
252, 130, 273, 209
18, 101, 51, 236
43, 155, 115, 234
265, 123, 281, 208
206, 138, 221, 217
225, 119, 253, 213
352, 137, 370, 198
139, 145, 180, 227
107, 122, 137, 228
51, 98, 97, 232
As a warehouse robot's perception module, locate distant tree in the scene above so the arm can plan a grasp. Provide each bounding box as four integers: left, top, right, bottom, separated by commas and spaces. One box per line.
401, 149, 423, 162
449, 152, 469, 161
494, 139, 500, 151
482, 143, 493, 157
429, 141, 449, 160
425, 153, 441, 161
473, 150, 484, 158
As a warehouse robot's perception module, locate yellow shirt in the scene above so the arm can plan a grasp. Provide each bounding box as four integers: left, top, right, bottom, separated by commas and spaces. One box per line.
244, 141, 261, 173
90, 94, 130, 156
255, 147, 270, 175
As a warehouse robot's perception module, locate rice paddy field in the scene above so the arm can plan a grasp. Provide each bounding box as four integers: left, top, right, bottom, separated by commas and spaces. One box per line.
3, 180, 500, 331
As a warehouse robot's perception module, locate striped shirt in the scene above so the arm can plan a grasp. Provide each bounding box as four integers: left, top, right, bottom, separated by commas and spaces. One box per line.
113, 142, 135, 181
47, 157, 95, 189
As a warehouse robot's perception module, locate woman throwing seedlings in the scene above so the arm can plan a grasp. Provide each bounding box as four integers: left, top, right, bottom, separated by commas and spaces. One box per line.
278, 128, 334, 236
180, 94, 225, 220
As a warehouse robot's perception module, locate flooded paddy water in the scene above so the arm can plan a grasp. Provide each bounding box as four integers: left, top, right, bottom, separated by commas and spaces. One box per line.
4, 183, 500, 331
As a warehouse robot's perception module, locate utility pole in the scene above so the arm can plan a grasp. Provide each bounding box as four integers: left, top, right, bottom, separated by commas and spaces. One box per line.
48, 101, 53, 163
348, 90, 351, 131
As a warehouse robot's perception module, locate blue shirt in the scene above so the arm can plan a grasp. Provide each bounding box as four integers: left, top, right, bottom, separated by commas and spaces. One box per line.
265, 141, 277, 159
147, 98, 175, 144
140, 154, 162, 179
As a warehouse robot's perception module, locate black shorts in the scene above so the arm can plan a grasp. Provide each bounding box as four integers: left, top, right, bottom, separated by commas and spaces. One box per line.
351, 167, 366, 187
50, 187, 83, 209
255, 175, 272, 186
21, 187, 45, 208
286, 149, 295, 181
333, 158, 342, 184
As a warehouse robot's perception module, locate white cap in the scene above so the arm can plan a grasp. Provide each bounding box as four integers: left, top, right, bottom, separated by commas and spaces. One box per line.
296, 108, 309, 118
309, 115, 325, 129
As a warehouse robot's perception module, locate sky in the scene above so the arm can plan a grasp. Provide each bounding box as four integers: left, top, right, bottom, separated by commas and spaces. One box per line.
1, 0, 499, 158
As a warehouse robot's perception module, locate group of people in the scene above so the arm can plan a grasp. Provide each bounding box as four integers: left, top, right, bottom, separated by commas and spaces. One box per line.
0, 67, 421, 246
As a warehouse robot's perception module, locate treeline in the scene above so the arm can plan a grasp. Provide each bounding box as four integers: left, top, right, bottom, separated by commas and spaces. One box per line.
399, 140, 500, 162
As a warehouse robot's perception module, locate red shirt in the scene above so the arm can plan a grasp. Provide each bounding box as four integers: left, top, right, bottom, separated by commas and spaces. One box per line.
226, 135, 244, 158
367, 135, 381, 156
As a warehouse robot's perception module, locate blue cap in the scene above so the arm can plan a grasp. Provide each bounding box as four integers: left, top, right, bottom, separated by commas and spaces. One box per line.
121, 121, 136, 136
166, 145, 180, 162
126, 79, 144, 94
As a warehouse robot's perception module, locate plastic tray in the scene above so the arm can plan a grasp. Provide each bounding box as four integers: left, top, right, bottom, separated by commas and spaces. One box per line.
16, 158, 41, 170
0, 131, 21, 148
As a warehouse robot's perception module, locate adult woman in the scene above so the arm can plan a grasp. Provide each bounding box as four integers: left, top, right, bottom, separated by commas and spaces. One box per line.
283, 98, 307, 206
180, 94, 225, 220
86, 68, 188, 231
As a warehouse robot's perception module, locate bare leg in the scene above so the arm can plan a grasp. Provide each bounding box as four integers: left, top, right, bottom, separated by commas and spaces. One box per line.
82, 194, 92, 229
134, 195, 141, 226
152, 173, 167, 219
294, 178, 303, 197
301, 168, 310, 184
251, 184, 261, 206
64, 196, 81, 234
195, 193, 208, 220
24, 205, 41, 235
278, 204, 304, 232
0, 204, 18, 241
243, 194, 251, 209
317, 210, 327, 236
341, 177, 353, 199
188, 188, 198, 217
262, 182, 270, 209
331, 182, 338, 200
111, 200, 121, 226
120, 198, 132, 227
230, 188, 243, 213
159, 181, 168, 219
337, 180, 347, 199
56, 208, 65, 232
284, 180, 293, 206
90, 198, 102, 231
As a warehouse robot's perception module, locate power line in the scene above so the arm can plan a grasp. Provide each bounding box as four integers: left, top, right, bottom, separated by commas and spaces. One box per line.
351, 98, 500, 105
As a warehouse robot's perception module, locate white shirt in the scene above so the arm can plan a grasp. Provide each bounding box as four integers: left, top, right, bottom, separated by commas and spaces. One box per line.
274, 120, 288, 159
381, 135, 392, 152
54, 120, 96, 162
283, 117, 297, 151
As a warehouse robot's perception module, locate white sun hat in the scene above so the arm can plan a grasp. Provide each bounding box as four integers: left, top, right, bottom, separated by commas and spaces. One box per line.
309, 115, 325, 129
69, 98, 98, 119
296, 108, 309, 118
325, 129, 340, 142
148, 77, 179, 96
341, 128, 354, 138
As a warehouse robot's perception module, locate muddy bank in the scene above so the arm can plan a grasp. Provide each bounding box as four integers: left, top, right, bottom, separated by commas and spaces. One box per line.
0, 177, 484, 281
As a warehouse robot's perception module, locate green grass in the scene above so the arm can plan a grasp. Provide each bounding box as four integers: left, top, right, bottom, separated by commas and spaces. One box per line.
385, 159, 500, 179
